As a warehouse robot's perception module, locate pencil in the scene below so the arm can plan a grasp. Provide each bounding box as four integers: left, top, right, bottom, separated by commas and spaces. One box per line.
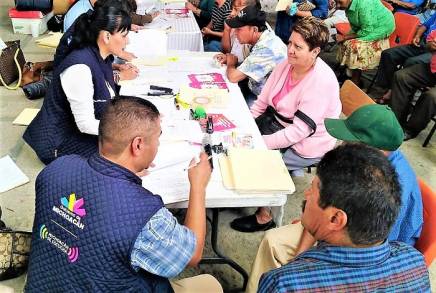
184, 156, 213, 171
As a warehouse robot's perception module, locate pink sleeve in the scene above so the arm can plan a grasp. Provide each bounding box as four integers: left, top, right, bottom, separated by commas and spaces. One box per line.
262, 75, 339, 150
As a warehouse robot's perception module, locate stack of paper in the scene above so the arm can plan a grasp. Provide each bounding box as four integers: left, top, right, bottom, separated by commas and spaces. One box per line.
35, 32, 63, 48
219, 148, 294, 193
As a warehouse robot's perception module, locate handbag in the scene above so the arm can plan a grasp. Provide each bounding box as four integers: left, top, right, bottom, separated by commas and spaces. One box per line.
297, 0, 316, 11
255, 105, 317, 152
0, 223, 32, 281
0, 41, 26, 90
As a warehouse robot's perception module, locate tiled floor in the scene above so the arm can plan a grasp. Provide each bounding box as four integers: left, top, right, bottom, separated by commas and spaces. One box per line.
0, 0, 435, 291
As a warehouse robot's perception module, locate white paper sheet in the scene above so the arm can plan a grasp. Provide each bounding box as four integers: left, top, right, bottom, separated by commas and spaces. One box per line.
0, 156, 30, 193
150, 141, 201, 171
160, 120, 204, 143
13, 108, 40, 125
142, 162, 190, 204
127, 29, 168, 57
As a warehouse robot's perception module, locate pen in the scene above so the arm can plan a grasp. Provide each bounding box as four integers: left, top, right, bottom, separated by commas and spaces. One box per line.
184, 155, 213, 171
174, 98, 180, 110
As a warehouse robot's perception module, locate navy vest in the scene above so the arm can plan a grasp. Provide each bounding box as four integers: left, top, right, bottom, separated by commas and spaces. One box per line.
25, 154, 172, 292
23, 46, 116, 164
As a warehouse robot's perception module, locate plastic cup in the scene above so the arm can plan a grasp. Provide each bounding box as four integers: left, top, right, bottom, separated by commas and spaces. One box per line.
31, 23, 39, 38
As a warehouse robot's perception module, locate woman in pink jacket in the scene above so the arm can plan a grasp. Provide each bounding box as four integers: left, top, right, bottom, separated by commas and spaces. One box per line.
231, 17, 342, 233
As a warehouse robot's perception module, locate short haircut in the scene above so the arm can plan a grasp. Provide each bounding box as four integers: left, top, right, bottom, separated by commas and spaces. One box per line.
292, 16, 330, 51
98, 96, 160, 155
316, 143, 401, 245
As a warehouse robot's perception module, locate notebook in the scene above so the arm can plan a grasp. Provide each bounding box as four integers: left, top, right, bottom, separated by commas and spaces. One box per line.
219, 148, 294, 193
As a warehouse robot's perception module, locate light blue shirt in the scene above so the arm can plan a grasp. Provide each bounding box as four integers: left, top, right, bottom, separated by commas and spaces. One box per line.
63, 0, 93, 32
387, 150, 423, 246
237, 29, 287, 96
130, 207, 196, 278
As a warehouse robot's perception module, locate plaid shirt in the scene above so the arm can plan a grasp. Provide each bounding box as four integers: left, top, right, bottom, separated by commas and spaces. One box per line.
259, 241, 430, 292
130, 207, 196, 278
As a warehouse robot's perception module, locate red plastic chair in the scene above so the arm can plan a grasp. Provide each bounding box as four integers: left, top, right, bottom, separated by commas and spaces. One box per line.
389, 12, 421, 47
415, 179, 436, 267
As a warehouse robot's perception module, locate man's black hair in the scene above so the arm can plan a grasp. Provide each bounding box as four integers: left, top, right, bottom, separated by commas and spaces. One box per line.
316, 143, 401, 245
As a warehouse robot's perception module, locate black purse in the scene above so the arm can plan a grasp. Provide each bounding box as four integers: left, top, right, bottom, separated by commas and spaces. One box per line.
255, 105, 317, 152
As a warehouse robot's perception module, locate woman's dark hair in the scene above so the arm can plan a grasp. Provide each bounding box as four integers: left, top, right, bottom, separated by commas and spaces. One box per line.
95, 0, 135, 13
292, 16, 329, 51
69, 5, 131, 54
316, 143, 401, 246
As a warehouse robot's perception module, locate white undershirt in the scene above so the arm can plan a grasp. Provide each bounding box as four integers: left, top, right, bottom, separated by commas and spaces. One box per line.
60, 64, 115, 135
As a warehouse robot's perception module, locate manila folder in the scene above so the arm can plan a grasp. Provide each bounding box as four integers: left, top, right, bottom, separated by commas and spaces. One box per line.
219, 148, 294, 193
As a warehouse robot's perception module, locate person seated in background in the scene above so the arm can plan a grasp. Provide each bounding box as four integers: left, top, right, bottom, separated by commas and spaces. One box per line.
246, 104, 424, 292
385, 0, 425, 15
335, 0, 395, 86
214, 6, 287, 103
23, 6, 136, 164
375, 12, 435, 104
323, 0, 348, 42
275, 0, 329, 44
220, 0, 261, 63
230, 17, 341, 233
25, 97, 222, 292
257, 143, 430, 293
416, 0, 436, 23
202, 0, 232, 51
186, 0, 215, 29
389, 30, 436, 140
63, 0, 157, 32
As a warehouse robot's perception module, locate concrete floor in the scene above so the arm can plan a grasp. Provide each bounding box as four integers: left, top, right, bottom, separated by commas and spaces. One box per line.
0, 0, 435, 291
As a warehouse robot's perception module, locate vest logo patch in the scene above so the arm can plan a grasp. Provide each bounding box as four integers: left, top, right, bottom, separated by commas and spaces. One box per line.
52, 193, 86, 230
39, 224, 80, 263
61, 193, 86, 217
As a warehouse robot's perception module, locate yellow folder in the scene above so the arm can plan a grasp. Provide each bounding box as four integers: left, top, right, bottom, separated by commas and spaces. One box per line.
219, 148, 295, 193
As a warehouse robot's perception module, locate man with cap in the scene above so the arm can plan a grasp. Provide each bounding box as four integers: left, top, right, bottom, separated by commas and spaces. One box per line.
215, 5, 287, 104
246, 104, 423, 293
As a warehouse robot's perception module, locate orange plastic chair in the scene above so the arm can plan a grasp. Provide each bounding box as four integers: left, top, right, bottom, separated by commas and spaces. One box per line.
389, 12, 421, 47
414, 179, 436, 267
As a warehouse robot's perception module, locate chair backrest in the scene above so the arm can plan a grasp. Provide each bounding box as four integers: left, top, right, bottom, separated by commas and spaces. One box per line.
415, 178, 436, 267
389, 12, 421, 48
381, 0, 394, 11
339, 80, 375, 116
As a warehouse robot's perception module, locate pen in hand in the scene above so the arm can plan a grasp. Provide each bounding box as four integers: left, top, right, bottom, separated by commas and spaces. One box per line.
184, 156, 213, 171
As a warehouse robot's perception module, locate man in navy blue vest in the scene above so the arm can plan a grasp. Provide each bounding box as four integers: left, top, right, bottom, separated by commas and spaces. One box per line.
25, 97, 222, 292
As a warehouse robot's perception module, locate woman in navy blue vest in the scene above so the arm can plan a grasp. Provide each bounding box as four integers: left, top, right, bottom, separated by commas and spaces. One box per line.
23, 5, 134, 164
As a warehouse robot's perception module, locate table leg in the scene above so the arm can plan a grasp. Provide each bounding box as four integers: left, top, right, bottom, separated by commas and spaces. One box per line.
200, 208, 249, 291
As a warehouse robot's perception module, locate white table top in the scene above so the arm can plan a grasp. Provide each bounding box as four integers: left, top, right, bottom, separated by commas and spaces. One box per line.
120, 51, 294, 225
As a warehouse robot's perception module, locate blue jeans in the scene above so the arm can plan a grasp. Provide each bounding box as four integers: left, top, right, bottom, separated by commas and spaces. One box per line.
204, 40, 222, 52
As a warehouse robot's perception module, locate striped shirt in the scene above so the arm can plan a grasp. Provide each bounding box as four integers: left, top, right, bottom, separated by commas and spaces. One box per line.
259, 241, 430, 292
211, 0, 232, 32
